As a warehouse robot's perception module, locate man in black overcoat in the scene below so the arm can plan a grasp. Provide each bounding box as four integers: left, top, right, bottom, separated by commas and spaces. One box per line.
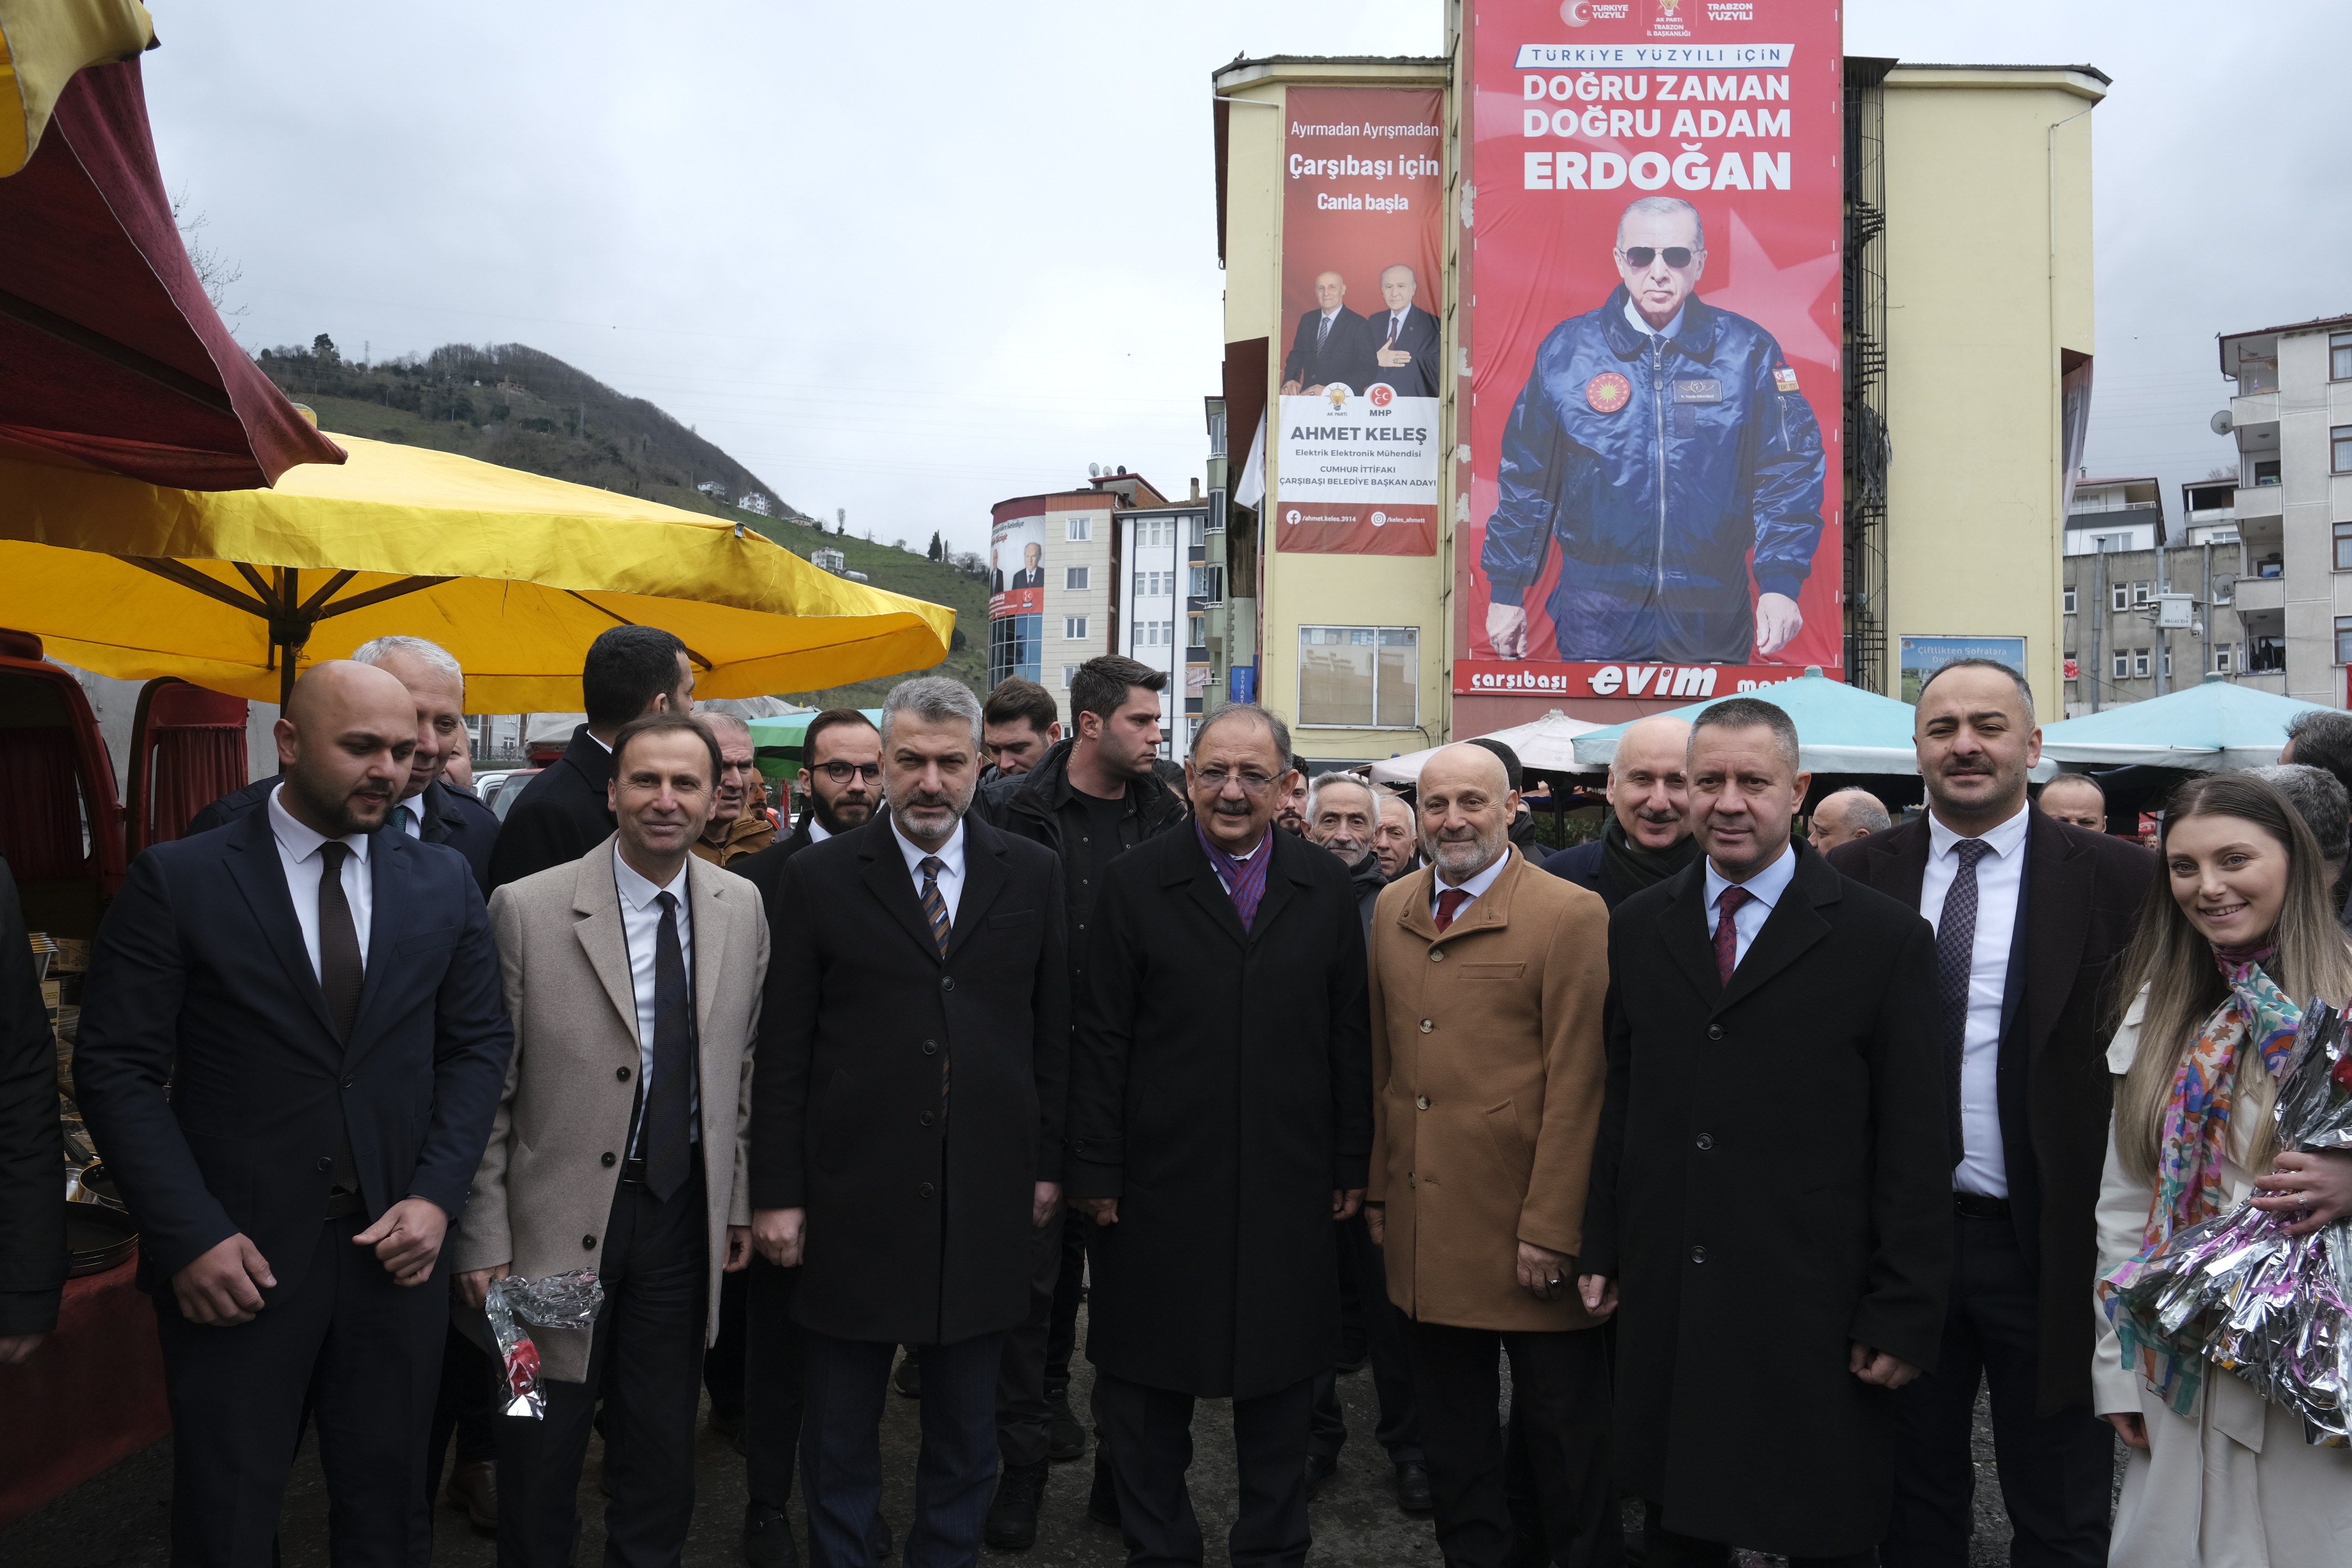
1066, 704, 1373, 1568
750, 677, 1068, 1568
1577, 697, 1949, 1566
487, 625, 696, 889
1827, 660, 2153, 1565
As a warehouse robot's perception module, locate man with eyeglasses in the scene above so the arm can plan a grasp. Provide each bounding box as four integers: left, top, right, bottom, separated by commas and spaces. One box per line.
690, 713, 778, 869
1067, 704, 1372, 1568
1483, 194, 1828, 668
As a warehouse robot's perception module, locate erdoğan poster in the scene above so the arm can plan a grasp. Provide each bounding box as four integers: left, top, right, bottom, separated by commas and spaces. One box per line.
1459, 0, 1845, 704
1273, 86, 1444, 558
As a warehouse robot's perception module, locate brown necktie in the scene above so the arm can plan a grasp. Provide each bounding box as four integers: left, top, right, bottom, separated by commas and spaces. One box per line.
316, 843, 363, 1041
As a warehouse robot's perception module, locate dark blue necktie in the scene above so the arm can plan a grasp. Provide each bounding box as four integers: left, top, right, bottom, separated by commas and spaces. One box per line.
641, 891, 695, 1202
1936, 840, 1990, 1165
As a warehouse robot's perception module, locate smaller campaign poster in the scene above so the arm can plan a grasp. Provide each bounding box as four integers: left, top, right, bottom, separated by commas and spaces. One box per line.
1274, 86, 1444, 557
990, 509, 1048, 620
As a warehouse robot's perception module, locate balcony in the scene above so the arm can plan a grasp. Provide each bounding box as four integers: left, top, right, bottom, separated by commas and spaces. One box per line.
2232, 576, 2285, 614
2233, 485, 2284, 523
2233, 390, 2281, 427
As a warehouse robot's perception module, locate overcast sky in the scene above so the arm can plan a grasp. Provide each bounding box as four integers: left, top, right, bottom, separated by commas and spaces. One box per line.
145, 1, 2344, 553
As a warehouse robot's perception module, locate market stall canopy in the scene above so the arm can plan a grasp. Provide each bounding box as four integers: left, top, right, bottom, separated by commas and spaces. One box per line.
1570, 666, 2058, 779
0, 0, 151, 175
1367, 709, 1605, 785
2036, 674, 2327, 770
749, 709, 879, 781
0, 435, 957, 711
0, 55, 344, 488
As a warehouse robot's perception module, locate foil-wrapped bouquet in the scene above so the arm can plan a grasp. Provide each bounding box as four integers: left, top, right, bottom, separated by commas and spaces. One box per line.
2102, 999, 2352, 1447
486, 1269, 605, 1419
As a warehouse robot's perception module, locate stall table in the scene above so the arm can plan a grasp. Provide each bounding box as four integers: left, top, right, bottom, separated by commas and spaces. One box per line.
0, 1247, 169, 1529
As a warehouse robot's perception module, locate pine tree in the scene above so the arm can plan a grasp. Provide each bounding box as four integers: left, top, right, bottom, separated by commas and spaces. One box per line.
927, 530, 943, 561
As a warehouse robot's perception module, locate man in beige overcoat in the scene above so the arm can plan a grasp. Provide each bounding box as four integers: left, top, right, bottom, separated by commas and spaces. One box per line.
1365, 744, 1615, 1568
451, 713, 769, 1568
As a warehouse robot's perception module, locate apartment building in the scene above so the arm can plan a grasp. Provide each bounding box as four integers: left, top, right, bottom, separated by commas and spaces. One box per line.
2057, 476, 2251, 715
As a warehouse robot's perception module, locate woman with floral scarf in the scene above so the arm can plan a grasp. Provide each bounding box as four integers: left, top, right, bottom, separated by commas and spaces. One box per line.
2094, 772, 2352, 1561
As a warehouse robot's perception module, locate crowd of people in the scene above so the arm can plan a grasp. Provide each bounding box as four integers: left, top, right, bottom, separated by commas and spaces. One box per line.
6, 640, 2352, 1568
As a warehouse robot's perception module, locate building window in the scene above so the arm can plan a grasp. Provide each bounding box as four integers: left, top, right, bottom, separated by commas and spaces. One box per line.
1188, 513, 1206, 546
1134, 518, 1174, 548
1132, 619, 1173, 648
1188, 612, 1206, 649
2334, 426, 2352, 474
2162, 646, 2173, 679
2133, 581, 2152, 606
1189, 565, 1227, 601
2111, 652, 2129, 681
2214, 644, 2234, 673
1064, 566, 1089, 591
1063, 616, 1089, 641
1133, 570, 1174, 599
2254, 459, 2281, 486
1061, 665, 1081, 687
2337, 617, 2352, 664
2132, 649, 2150, 679
990, 614, 1042, 689
2110, 584, 2128, 612
2333, 332, 2352, 381
2064, 651, 2078, 682
1066, 517, 1091, 542
2062, 586, 2077, 614
1298, 626, 1420, 728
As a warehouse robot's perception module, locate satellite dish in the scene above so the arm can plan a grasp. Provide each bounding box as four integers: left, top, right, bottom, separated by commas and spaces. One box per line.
2210, 410, 2234, 436
1089, 463, 1100, 477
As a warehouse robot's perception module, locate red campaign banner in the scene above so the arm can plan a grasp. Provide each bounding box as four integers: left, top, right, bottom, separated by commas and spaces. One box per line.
1458, 1, 1844, 698
1273, 86, 1444, 558
989, 505, 1049, 622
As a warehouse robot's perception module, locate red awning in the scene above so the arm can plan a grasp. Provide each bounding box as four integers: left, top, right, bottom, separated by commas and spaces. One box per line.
0, 58, 342, 489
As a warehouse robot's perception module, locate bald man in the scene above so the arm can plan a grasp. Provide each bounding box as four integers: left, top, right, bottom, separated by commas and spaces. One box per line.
2035, 775, 2107, 834
1807, 788, 1892, 853
1281, 270, 1375, 396
76, 662, 514, 1567
1542, 714, 1697, 910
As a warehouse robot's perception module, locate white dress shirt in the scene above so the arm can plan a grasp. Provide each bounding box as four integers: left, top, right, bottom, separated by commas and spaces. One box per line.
892, 816, 967, 926
1701, 843, 1797, 970
395, 792, 427, 838
266, 785, 372, 984
1431, 846, 1511, 923
612, 845, 697, 1151
1623, 298, 1688, 342
1381, 308, 1409, 346
805, 814, 834, 844
1921, 802, 2030, 1197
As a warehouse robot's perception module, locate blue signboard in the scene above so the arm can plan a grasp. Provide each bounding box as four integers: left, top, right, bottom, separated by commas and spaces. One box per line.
1898, 635, 2028, 705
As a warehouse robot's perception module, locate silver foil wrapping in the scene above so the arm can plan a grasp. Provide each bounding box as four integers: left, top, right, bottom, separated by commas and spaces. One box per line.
486, 1269, 605, 1419
2108, 999, 2352, 1446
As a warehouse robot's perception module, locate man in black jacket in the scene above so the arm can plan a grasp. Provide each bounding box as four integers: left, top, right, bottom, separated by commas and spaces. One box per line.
190, 635, 501, 897
976, 655, 1186, 1546
0, 853, 63, 1366
1578, 697, 1949, 1565
1542, 714, 1695, 912
1366, 264, 1443, 399
1281, 271, 1376, 396
1828, 660, 2152, 1567
751, 677, 1068, 1568
1068, 704, 1373, 1568
486, 626, 694, 890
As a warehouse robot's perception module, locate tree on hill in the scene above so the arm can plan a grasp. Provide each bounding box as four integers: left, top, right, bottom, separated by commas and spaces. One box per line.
927, 530, 943, 561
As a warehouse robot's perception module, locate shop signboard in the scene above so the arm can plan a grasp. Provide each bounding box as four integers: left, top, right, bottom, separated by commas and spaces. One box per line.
1899, 635, 2028, 704
1459, 0, 1845, 701
1272, 86, 1445, 558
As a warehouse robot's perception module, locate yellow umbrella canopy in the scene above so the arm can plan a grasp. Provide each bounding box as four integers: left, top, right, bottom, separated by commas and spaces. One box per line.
0, 0, 154, 177
0, 434, 956, 710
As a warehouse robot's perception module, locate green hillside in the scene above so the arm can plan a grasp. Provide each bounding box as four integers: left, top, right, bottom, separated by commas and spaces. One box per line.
257, 337, 989, 703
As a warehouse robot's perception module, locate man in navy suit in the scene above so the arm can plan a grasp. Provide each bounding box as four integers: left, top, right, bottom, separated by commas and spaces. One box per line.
1281, 271, 1375, 396
188, 634, 500, 897
76, 660, 514, 1568
1366, 264, 1442, 399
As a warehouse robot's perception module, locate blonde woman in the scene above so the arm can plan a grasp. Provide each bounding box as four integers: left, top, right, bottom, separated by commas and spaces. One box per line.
2094, 772, 2352, 1560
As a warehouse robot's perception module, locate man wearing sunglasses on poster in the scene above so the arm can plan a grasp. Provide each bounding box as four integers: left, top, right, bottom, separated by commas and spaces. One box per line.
1483, 195, 1827, 669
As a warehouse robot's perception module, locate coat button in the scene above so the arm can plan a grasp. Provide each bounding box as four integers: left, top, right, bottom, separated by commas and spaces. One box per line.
602, 1152, 617, 1167
1695, 1134, 1714, 1152
919, 1111, 936, 1127
1419, 1019, 1433, 1033
315, 1156, 332, 1172
1690, 1245, 1706, 1264
1705, 1025, 1723, 1041
921, 1039, 938, 1055
1416, 1096, 1431, 1110
584, 1235, 598, 1250
341, 1076, 354, 1090
617, 1066, 632, 1081
942, 977, 955, 991
1430, 950, 1444, 962
919, 1182, 936, 1198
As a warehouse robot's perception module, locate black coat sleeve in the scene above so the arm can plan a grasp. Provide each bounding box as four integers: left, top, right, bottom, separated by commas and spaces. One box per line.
748, 853, 820, 1211
1579, 916, 1635, 1280
1326, 879, 1373, 1191
0, 856, 64, 1336
1030, 858, 1072, 1184
1849, 915, 1954, 1373
73, 851, 236, 1281
408, 871, 515, 1219
1065, 861, 1145, 1200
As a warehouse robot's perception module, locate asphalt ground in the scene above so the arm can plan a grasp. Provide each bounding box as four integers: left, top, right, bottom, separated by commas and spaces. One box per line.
4, 1304, 2090, 1568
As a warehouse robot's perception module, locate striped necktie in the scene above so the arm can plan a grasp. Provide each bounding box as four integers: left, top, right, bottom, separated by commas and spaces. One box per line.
919, 856, 951, 957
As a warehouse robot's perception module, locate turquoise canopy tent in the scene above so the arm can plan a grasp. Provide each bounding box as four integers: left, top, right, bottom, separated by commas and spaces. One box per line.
1570, 665, 2057, 779
2035, 674, 2325, 770
747, 708, 881, 781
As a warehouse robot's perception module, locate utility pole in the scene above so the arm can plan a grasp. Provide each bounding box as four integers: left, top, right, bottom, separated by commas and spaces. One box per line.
2089, 546, 2105, 714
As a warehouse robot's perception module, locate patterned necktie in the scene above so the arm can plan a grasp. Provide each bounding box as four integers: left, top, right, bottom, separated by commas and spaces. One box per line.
1712, 886, 1751, 986
1936, 839, 1992, 1164
1316, 313, 1332, 350
315, 843, 363, 1041
640, 890, 695, 1203
1386, 314, 1402, 349
1434, 888, 1469, 934
919, 856, 951, 957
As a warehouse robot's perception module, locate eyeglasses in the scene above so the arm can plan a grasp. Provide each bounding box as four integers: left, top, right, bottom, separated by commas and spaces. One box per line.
1194, 767, 1278, 795
814, 761, 882, 783
1619, 246, 1696, 268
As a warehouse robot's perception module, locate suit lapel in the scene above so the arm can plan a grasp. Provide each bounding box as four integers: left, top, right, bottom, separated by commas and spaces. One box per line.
858, 817, 947, 963
223, 806, 340, 1050
1871, 819, 1931, 910
1655, 861, 1724, 1004
1173, 829, 1251, 949
685, 855, 727, 1038
1249, 834, 1300, 942
2021, 813, 2092, 1050
944, 821, 1010, 959
569, 840, 642, 1040
344, 827, 406, 1064
1715, 847, 1838, 1014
